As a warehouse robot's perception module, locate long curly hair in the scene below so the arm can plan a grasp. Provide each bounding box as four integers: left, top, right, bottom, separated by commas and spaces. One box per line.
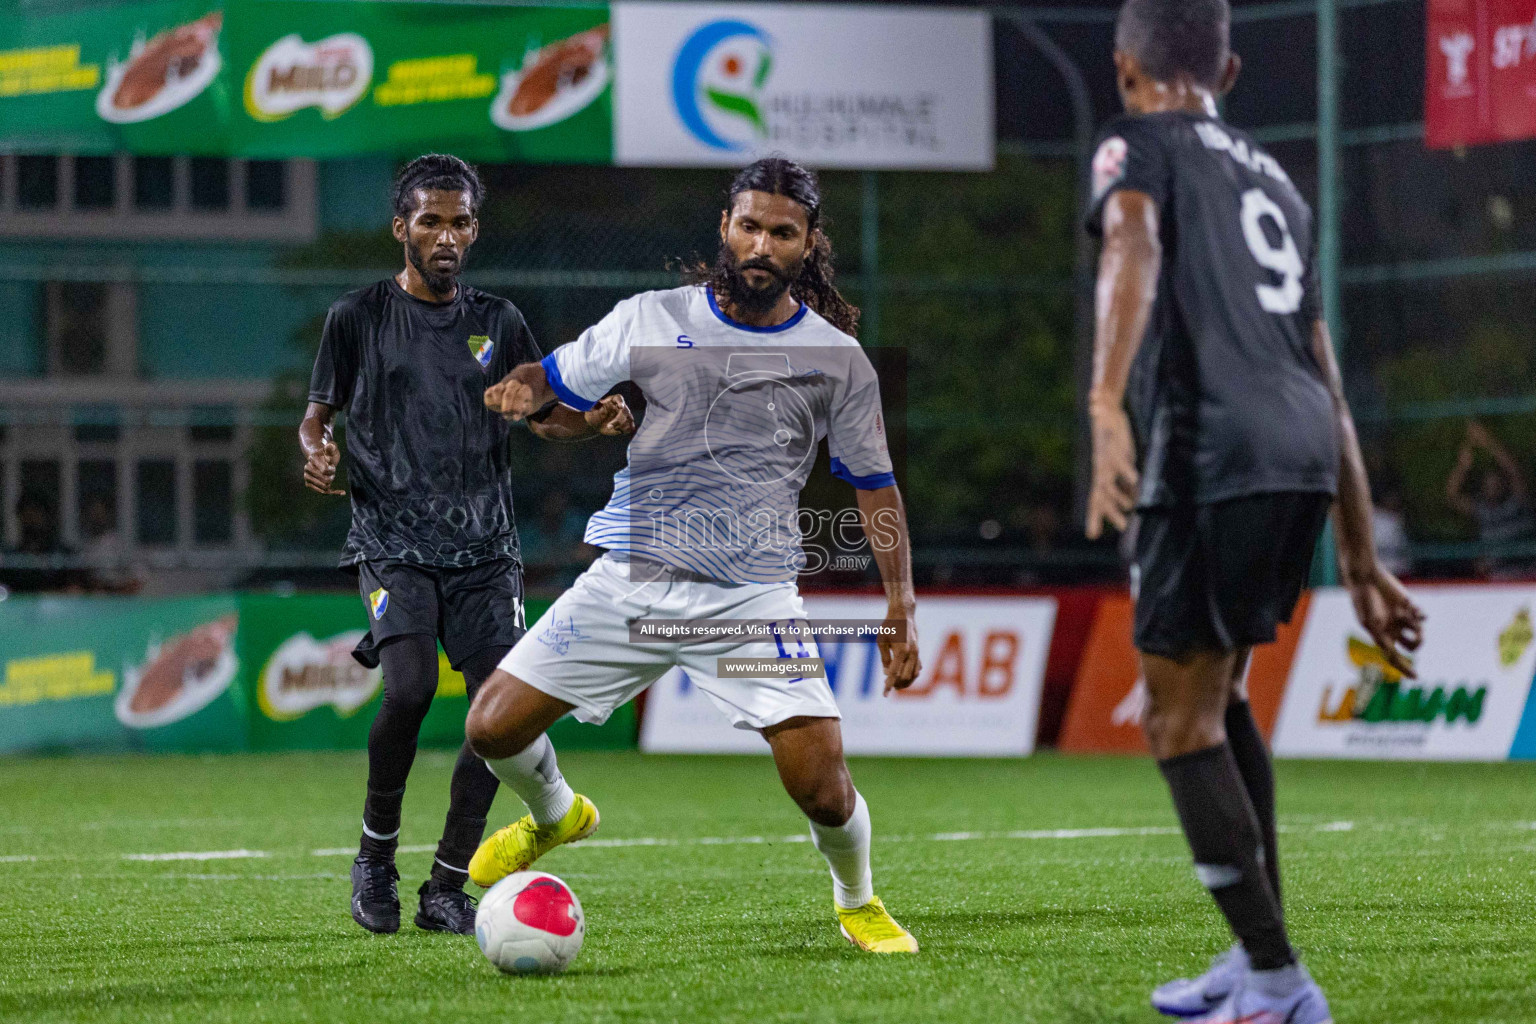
683, 157, 861, 338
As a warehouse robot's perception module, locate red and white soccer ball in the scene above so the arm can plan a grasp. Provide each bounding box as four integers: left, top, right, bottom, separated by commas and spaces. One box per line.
475, 871, 585, 974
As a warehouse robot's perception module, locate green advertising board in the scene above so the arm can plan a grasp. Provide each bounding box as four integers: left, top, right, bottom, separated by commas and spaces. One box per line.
0, 593, 246, 753
0, 592, 635, 755
0, 0, 613, 160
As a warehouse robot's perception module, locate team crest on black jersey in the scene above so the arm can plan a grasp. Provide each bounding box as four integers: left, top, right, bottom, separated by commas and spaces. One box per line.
1092, 136, 1128, 201
468, 335, 493, 368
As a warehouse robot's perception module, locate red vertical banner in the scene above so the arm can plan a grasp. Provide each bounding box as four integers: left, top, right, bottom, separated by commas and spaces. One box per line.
1427, 0, 1536, 148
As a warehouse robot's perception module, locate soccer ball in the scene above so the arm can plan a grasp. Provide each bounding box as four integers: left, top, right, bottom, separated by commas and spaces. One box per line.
475, 871, 585, 974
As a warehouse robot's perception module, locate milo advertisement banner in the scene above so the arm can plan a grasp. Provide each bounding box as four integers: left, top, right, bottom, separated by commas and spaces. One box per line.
228, 2, 612, 161
0, 0, 614, 161
1273, 586, 1536, 761
0, 594, 246, 754
0, 1, 235, 154
0, 592, 633, 755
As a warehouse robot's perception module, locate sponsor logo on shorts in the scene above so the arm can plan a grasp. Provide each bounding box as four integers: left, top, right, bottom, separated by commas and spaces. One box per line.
468, 335, 494, 368
369, 587, 389, 620
536, 615, 588, 656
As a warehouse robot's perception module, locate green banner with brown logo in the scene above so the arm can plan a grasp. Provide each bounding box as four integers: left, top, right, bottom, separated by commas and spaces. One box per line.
0, 592, 636, 755
0, 0, 613, 161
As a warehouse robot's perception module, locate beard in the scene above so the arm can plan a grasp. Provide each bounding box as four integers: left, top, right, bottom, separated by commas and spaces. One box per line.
407, 239, 464, 297
714, 244, 802, 318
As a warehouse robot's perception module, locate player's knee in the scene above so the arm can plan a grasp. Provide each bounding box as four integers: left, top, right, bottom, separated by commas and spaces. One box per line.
792, 774, 856, 827
465, 692, 538, 760
1143, 703, 1224, 759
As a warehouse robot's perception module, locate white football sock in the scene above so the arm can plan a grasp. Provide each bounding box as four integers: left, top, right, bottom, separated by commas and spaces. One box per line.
482, 734, 574, 825
809, 791, 874, 910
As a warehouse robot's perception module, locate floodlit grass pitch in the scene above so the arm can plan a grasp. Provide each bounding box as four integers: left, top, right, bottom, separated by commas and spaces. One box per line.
1, 751, 1533, 1024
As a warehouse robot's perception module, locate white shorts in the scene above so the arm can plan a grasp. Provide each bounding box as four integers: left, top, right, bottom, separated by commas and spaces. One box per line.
499, 553, 840, 731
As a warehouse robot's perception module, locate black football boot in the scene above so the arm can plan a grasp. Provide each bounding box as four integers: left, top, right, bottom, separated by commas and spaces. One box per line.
414, 878, 478, 935
350, 854, 401, 934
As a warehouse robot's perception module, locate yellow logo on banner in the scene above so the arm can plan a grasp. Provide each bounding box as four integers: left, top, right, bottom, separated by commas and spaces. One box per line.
0, 652, 116, 706
1498, 607, 1532, 668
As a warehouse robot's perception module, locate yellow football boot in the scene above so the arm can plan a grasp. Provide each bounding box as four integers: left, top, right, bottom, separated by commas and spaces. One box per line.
467, 794, 600, 888
836, 896, 918, 953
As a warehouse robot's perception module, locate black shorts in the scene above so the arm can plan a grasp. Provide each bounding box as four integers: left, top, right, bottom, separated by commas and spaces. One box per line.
1132, 491, 1330, 659
350, 559, 527, 670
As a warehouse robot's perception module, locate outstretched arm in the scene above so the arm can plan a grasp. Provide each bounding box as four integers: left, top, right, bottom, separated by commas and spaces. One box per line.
486, 362, 635, 440
299, 401, 344, 496
855, 484, 921, 694
527, 396, 636, 441
1469, 420, 1528, 502
1446, 439, 1477, 517
1085, 189, 1161, 539
1313, 319, 1424, 676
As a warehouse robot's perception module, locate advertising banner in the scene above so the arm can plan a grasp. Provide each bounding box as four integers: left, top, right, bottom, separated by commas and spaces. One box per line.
0, 0, 613, 160
227, 2, 613, 161
0, 592, 634, 755
1057, 594, 1308, 755
640, 595, 1055, 756
612, 2, 994, 169
0, 594, 245, 754
1426, 0, 1536, 148
1273, 586, 1536, 760
0, 1, 235, 154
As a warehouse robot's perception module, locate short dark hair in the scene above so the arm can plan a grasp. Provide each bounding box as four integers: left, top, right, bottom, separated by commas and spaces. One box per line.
1116, 0, 1230, 90
391, 153, 484, 219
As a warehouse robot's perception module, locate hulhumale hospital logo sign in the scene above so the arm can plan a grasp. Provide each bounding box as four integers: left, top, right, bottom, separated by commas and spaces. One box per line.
612, 3, 992, 170
671, 19, 773, 151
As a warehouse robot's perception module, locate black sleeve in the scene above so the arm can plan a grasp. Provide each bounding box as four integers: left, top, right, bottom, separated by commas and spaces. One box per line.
308, 302, 361, 409
1085, 117, 1173, 237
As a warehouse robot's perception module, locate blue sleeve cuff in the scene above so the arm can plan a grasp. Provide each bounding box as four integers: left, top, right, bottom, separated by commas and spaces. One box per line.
830, 457, 896, 490
542, 352, 597, 412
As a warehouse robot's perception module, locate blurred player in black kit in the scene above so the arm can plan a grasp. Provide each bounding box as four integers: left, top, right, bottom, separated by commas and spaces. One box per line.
1084, 2, 1424, 1020
300, 154, 633, 936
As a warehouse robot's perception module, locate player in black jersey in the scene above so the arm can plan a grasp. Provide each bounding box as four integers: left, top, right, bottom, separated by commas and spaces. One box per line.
1084, 2, 1423, 1021
300, 155, 633, 936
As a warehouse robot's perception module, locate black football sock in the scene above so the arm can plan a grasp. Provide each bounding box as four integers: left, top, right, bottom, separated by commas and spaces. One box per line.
361, 786, 404, 860
428, 645, 509, 887
430, 811, 488, 889
1158, 743, 1295, 970
359, 635, 440, 860
1226, 699, 1281, 904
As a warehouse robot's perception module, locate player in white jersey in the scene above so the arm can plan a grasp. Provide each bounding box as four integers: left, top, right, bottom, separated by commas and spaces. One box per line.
461, 158, 922, 953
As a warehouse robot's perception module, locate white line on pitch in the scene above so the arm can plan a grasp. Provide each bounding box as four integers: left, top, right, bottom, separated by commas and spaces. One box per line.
121, 849, 269, 862
0, 820, 1362, 865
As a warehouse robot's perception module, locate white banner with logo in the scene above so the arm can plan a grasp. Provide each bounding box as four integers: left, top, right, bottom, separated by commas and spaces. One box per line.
639, 596, 1054, 756
1273, 586, 1536, 760
611, 2, 994, 169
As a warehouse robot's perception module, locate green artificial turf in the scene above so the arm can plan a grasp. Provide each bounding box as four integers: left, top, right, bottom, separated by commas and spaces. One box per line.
1, 750, 1532, 1023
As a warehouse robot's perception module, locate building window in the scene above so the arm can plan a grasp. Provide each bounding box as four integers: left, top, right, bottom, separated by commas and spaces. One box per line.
136, 459, 177, 545
133, 156, 174, 210
17, 156, 58, 209
17, 459, 62, 553
193, 460, 233, 544
74, 156, 116, 210
0, 155, 315, 241
47, 282, 111, 376
77, 459, 118, 541
190, 157, 230, 211
246, 160, 287, 210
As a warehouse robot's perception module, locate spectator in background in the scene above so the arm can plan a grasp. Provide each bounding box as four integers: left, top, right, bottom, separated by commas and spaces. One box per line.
79, 496, 141, 594
1447, 420, 1536, 580
5, 491, 72, 592
1371, 488, 1412, 579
